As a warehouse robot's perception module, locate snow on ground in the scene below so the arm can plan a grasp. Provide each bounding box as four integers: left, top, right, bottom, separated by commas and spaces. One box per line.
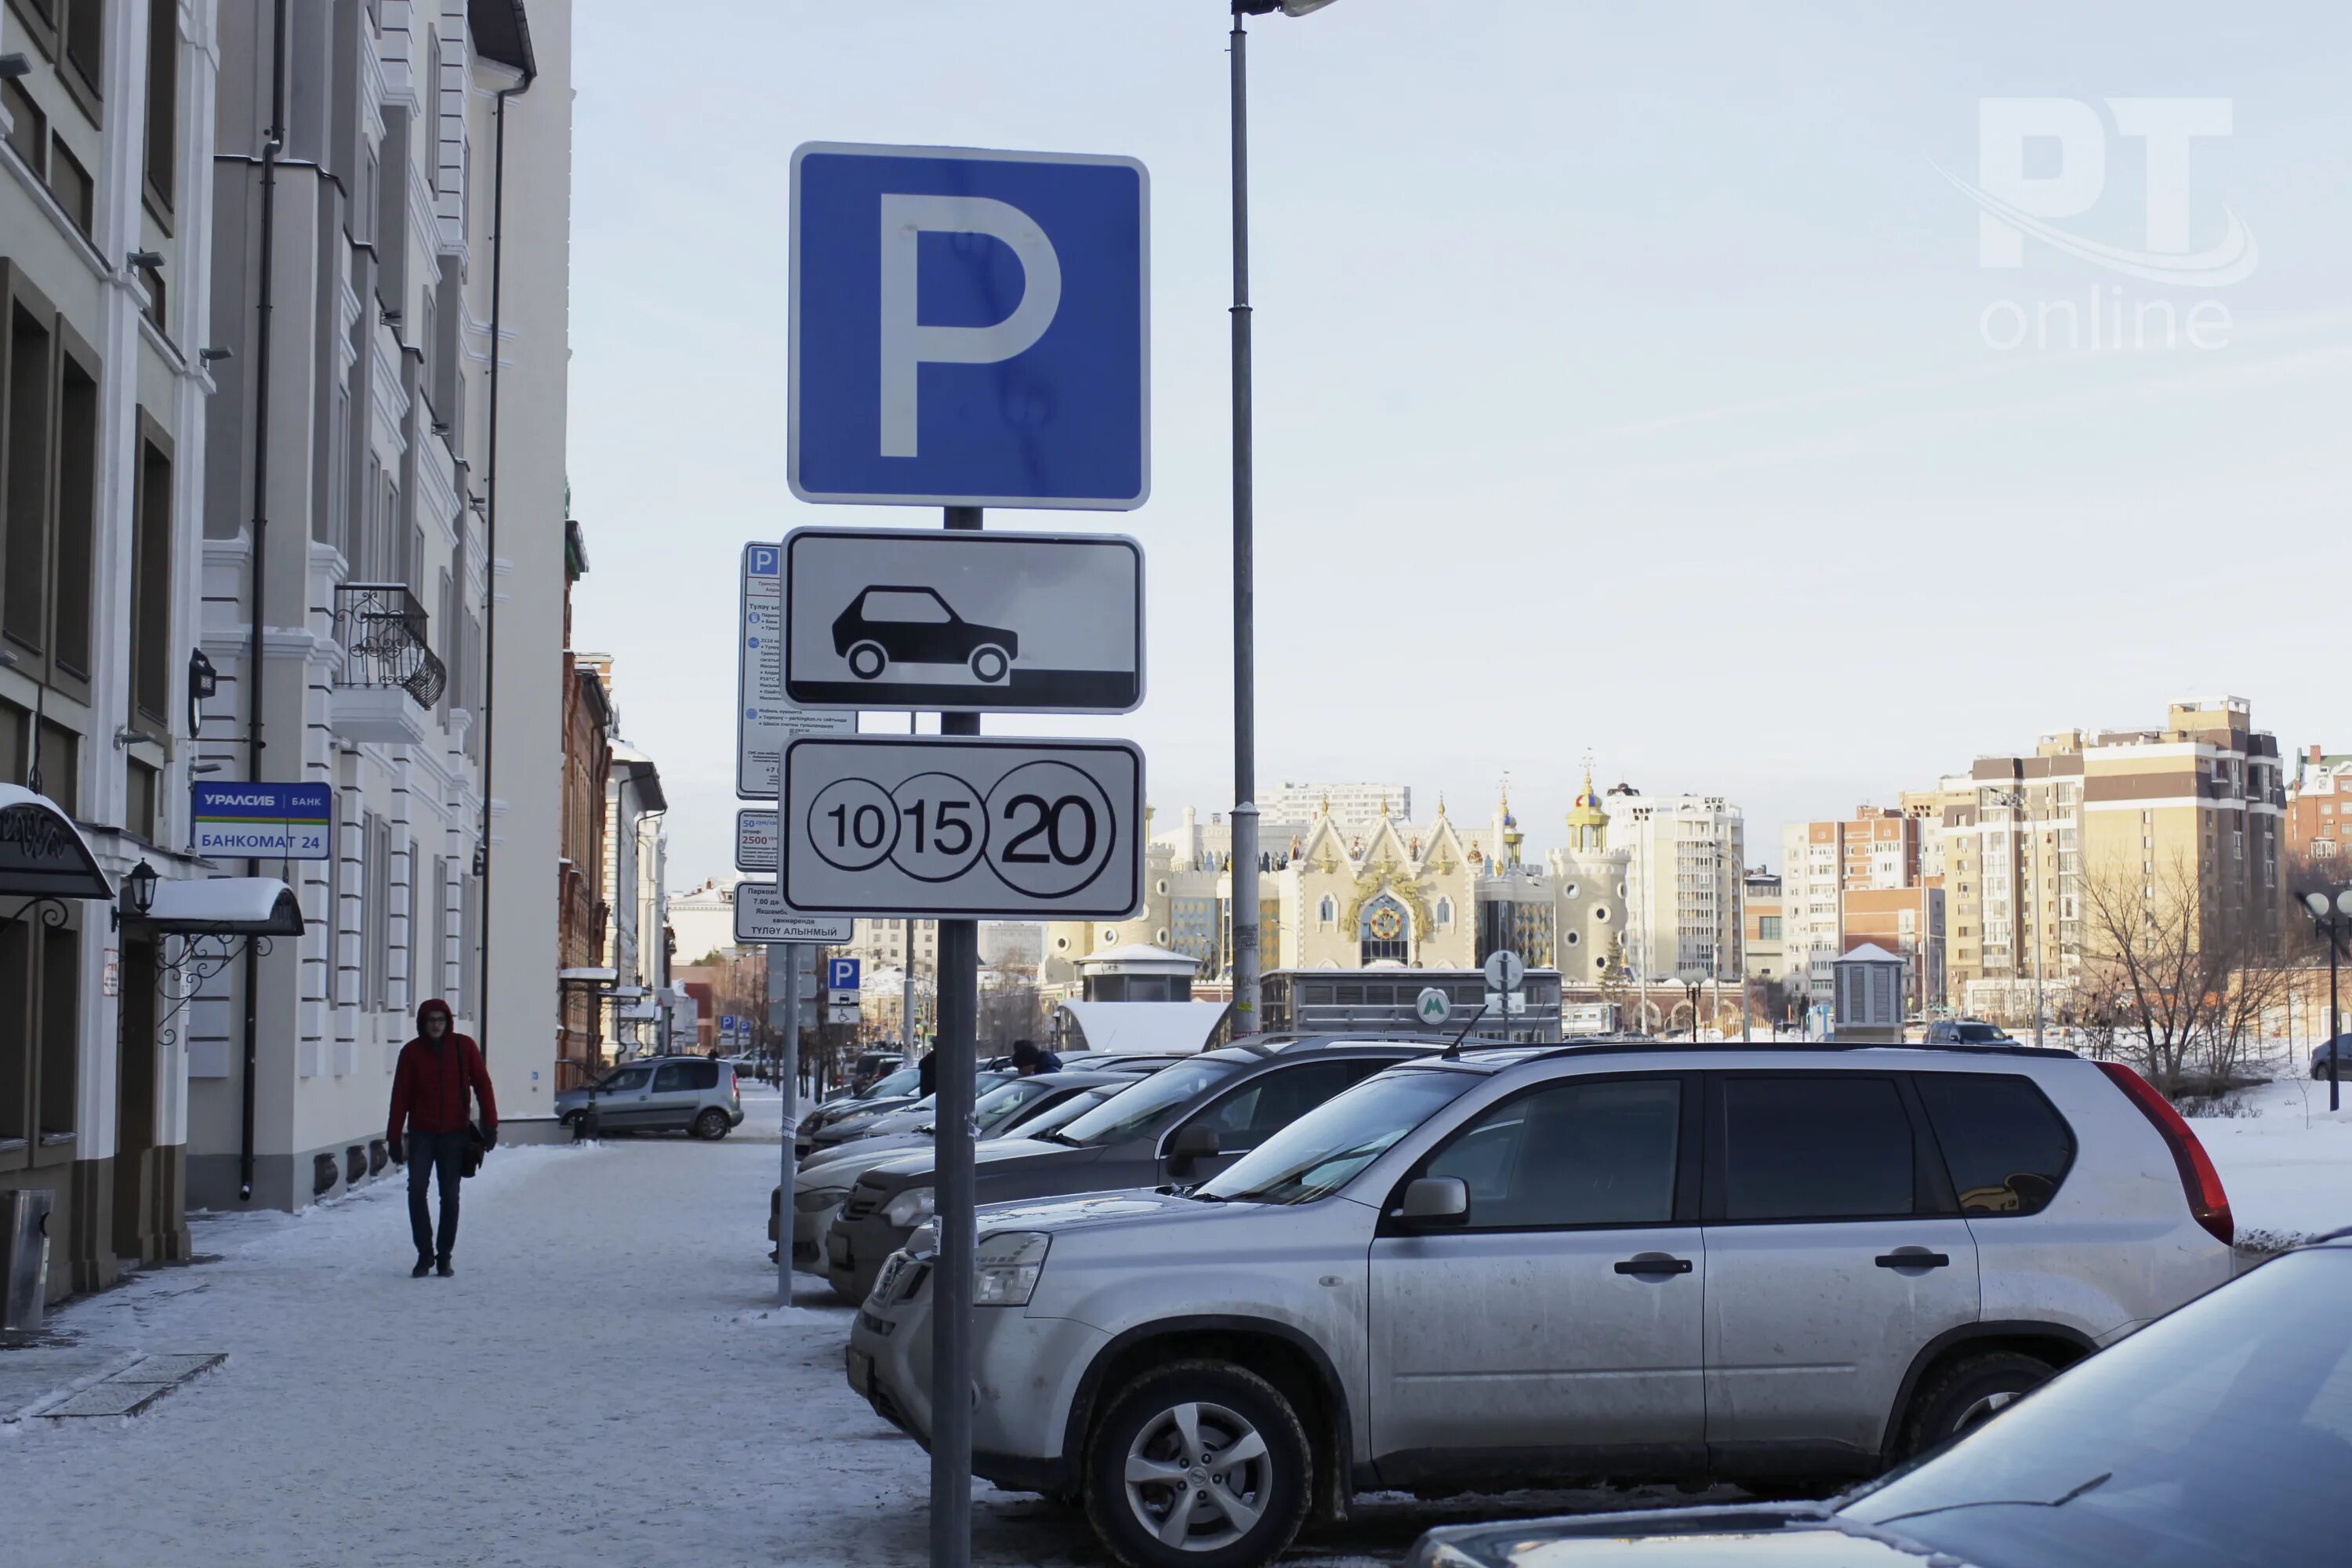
0, 1091, 1684, 1567
2187, 1073, 2352, 1250
9, 1070, 2346, 1567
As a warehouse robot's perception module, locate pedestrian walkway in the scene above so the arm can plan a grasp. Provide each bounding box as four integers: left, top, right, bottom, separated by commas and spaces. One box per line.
0, 1093, 1095, 1568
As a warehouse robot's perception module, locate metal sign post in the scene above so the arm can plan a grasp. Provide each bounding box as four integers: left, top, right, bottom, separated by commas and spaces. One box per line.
775, 942, 804, 1305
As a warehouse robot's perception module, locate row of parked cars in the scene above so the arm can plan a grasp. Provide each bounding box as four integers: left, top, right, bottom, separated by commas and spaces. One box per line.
786, 1030, 2326, 1568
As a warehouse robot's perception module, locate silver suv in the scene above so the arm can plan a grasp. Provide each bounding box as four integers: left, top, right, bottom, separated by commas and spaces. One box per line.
848, 1041, 2235, 1568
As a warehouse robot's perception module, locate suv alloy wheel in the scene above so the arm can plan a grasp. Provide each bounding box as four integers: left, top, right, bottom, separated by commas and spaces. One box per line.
1084, 1360, 1312, 1568
691, 1107, 731, 1140
1900, 1349, 2056, 1457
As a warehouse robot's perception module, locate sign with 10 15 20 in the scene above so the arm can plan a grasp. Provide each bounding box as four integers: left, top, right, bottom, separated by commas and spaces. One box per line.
780, 736, 1142, 920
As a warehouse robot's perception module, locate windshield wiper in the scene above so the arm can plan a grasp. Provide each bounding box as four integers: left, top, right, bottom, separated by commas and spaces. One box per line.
1029, 1129, 1078, 1146
1868, 1471, 2112, 1527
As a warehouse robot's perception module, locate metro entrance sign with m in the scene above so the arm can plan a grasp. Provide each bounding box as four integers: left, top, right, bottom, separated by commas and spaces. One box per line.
788, 143, 1149, 510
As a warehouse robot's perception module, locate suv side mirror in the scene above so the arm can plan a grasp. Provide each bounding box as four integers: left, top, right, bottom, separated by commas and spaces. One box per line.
1168, 1122, 1220, 1172
1396, 1176, 1469, 1228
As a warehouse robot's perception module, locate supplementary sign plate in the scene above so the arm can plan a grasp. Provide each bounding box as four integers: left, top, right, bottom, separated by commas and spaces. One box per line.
740, 543, 855, 799
734, 881, 853, 946
735, 809, 779, 873
783, 528, 1142, 713
780, 736, 1142, 920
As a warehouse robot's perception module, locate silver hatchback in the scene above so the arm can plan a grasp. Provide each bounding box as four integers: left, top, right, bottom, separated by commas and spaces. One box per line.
849, 1041, 2235, 1568
553, 1055, 743, 1138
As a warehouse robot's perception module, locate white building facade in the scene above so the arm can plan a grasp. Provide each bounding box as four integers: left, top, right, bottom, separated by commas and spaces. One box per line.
601, 739, 665, 1053
186, 0, 566, 1209
2, 0, 225, 1298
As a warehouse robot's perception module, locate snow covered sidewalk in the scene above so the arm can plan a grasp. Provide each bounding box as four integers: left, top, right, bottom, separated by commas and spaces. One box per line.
0, 1094, 1098, 1568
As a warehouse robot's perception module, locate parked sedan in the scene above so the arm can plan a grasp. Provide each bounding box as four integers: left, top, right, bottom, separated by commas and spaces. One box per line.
824, 1037, 1438, 1305
1411, 1229, 2352, 1568
779, 1072, 1150, 1271
807, 1070, 1016, 1154
797, 1064, 926, 1160
2311, 1034, 2349, 1079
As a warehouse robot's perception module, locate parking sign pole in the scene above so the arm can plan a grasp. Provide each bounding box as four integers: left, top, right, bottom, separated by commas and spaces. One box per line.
931, 506, 982, 1568
776, 942, 803, 1305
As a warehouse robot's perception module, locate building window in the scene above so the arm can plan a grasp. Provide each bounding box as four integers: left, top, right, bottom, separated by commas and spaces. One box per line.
129, 426, 172, 730
143, 0, 177, 214
125, 757, 159, 841
1316, 895, 1335, 927
3, 278, 100, 702
2, 79, 46, 176
61, 0, 103, 103
48, 137, 93, 234
1358, 895, 1410, 964
1434, 896, 1452, 927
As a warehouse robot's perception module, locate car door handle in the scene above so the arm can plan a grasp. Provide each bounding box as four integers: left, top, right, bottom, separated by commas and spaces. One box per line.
1875, 1249, 1952, 1269
1613, 1253, 1693, 1277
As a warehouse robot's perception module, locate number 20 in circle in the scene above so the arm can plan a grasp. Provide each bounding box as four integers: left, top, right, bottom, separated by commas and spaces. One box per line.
987, 760, 1117, 900
888, 771, 989, 884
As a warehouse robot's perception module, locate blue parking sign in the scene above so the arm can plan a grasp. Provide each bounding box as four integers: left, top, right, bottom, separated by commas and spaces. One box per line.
789, 143, 1149, 510
826, 957, 861, 992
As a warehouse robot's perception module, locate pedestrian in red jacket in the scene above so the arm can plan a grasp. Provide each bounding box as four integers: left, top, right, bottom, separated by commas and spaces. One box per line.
387, 999, 497, 1277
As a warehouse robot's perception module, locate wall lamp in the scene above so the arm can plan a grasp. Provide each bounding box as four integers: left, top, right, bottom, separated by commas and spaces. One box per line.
0, 53, 32, 81
199, 346, 232, 363
127, 250, 165, 270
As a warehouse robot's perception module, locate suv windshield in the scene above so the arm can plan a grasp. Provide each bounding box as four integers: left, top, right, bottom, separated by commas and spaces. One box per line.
1047, 1059, 1247, 1148
862, 1067, 921, 1100
1840, 1247, 2352, 1568
1198, 1069, 1474, 1204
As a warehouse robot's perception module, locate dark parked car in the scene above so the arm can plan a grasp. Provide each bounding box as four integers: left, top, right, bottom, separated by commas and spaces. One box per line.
1411, 1229, 2352, 1568
823, 1036, 1439, 1304
2311, 1034, 2348, 1079
1923, 1018, 2017, 1046
833, 586, 1018, 683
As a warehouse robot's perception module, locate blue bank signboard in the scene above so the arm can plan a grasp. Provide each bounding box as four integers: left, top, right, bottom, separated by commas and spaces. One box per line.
193, 782, 332, 861
789, 142, 1149, 510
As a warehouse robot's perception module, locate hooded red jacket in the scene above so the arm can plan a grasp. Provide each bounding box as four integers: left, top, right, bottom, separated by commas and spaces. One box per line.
387, 999, 498, 1141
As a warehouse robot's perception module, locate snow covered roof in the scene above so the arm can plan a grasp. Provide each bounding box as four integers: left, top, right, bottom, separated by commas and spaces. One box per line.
1054, 1000, 1230, 1055
1073, 943, 1200, 972
135, 877, 305, 936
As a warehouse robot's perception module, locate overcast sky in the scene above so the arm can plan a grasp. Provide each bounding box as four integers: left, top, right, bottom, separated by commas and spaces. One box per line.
568, 2, 2351, 887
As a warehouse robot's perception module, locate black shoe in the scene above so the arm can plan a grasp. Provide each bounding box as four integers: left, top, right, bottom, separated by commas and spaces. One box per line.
412, 1257, 434, 1278
435, 1257, 454, 1278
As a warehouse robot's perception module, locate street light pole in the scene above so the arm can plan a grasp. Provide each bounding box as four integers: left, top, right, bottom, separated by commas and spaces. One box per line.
2298, 887, 2351, 1113
1227, 5, 1262, 1037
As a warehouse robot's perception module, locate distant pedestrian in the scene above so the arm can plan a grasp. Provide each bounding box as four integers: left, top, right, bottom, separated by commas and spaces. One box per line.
1010, 1039, 1062, 1076
387, 999, 497, 1278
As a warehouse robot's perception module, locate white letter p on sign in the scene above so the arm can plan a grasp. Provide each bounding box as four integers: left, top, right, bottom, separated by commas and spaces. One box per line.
878, 194, 1063, 458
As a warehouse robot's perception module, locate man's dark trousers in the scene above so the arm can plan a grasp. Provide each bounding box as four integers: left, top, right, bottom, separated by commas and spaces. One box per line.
407, 1128, 467, 1261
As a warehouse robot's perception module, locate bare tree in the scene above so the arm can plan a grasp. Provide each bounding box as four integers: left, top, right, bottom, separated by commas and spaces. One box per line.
2080, 855, 2282, 1098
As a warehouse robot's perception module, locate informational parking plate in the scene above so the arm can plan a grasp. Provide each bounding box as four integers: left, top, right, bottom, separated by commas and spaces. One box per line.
739, 543, 855, 799
735, 809, 779, 873
780, 736, 1142, 920
783, 528, 1142, 713
733, 881, 853, 946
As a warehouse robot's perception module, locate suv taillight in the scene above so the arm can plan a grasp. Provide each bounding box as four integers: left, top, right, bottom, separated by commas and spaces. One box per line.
2096, 1061, 2233, 1247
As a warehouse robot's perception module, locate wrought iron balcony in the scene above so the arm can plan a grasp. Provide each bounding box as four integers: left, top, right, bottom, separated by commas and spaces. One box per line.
332, 583, 447, 709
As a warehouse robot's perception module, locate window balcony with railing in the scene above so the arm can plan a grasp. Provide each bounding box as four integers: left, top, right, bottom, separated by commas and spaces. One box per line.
329, 583, 449, 745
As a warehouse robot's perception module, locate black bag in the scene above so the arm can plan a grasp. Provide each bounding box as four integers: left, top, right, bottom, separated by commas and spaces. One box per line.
462, 1120, 486, 1178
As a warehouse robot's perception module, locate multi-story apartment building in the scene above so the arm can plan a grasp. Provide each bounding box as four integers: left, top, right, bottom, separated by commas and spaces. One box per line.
1780, 806, 1940, 1012
1604, 786, 1744, 984
1741, 869, 1783, 983
2285, 745, 2350, 868
1257, 780, 1410, 833
2, 0, 223, 1301
185, 0, 569, 1208
1941, 698, 2282, 1022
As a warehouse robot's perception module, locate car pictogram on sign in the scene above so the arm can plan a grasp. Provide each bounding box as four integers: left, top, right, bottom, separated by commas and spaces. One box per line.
832, 586, 1020, 684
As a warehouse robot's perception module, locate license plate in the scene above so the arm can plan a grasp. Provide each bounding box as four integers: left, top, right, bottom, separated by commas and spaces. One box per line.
846, 1348, 872, 1397
828, 1232, 853, 1268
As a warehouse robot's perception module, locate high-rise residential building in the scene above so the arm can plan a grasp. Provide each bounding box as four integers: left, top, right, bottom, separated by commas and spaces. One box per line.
1779, 807, 1938, 1012
180, 0, 566, 1208
1941, 698, 2282, 1022
1604, 786, 1744, 983
1742, 869, 1784, 984
1258, 780, 1410, 831
2285, 746, 2352, 867
2, 0, 223, 1300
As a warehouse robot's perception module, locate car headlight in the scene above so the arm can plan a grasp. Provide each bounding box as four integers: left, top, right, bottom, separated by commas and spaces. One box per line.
795, 1186, 846, 1213
884, 1187, 935, 1228
974, 1231, 1051, 1308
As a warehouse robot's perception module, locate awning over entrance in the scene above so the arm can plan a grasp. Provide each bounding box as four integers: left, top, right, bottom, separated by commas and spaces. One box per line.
0, 784, 112, 901
133, 877, 306, 936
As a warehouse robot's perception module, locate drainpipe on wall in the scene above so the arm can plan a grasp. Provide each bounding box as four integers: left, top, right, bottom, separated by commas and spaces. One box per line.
240, 0, 288, 1203
475, 56, 536, 1059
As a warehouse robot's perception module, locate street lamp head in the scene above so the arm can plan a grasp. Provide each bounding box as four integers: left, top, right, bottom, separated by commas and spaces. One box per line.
2307, 891, 2332, 918
125, 859, 159, 917
1234, 0, 1339, 14
2339, 888, 2352, 918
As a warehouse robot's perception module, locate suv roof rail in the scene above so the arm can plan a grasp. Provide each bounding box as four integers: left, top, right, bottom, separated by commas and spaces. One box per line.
1492, 1036, 2085, 1066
